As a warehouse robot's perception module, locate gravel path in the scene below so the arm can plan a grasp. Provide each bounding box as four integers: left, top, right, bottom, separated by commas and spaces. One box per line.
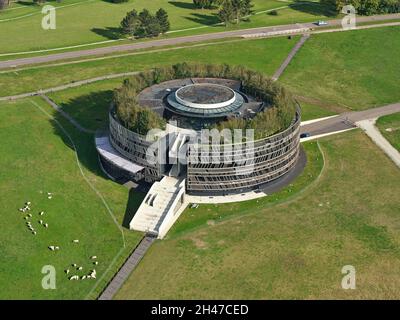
356, 118, 400, 168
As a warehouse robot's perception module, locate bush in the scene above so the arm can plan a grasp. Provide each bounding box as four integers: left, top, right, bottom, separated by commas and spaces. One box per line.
113, 63, 297, 139
268, 10, 278, 16
111, 0, 129, 3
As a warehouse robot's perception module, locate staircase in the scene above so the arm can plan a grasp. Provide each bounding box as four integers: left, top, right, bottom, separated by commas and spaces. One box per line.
129, 176, 187, 238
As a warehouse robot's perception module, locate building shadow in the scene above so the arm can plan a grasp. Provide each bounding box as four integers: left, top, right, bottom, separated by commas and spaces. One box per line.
54, 90, 114, 131
122, 185, 149, 229
91, 27, 122, 40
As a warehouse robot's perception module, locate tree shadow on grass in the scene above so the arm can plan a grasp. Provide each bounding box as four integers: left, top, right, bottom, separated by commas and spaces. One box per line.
168, 1, 198, 10
289, 0, 337, 18
91, 27, 122, 40
16, 1, 37, 6
185, 12, 220, 26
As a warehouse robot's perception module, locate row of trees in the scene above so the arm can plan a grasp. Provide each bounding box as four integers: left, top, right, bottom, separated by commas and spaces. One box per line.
114, 63, 296, 139
120, 8, 170, 38
321, 0, 400, 15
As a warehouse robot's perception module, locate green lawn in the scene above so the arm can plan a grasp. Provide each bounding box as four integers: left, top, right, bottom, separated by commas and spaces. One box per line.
376, 112, 400, 152
0, 36, 299, 97
0, 0, 334, 55
115, 130, 400, 299
281, 26, 400, 111
300, 102, 337, 121
0, 97, 144, 299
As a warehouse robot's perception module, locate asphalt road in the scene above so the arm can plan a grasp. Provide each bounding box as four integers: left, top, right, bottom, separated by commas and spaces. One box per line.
0, 13, 399, 70
300, 102, 400, 136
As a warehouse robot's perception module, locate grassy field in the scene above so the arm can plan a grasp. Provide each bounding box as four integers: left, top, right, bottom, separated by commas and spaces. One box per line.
115, 130, 400, 299
0, 0, 334, 55
281, 26, 400, 110
300, 102, 337, 121
0, 36, 299, 96
0, 97, 145, 299
0, 25, 398, 115
376, 112, 400, 152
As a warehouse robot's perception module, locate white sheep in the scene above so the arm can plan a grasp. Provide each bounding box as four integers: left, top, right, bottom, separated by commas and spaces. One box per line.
39, 220, 43, 224
26, 202, 31, 206
72, 263, 77, 267
65, 269, 70, 274
32, 231, 37, 235
48, 246, 55, 251
55, 246, 60, 250
81, 275, 86, 280
90, 256, 97, 260
93, 261, 98, 265
44, 223, 48, 228
72, 239, 79, 243
39, 211, 44, 216
27, 214, 32, 217
77, 266, 83, 271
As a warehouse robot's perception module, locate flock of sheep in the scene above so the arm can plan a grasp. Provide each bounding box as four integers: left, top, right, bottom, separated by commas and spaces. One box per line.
66, 256, 98, 281
19, 193, 99, 282
19, 193, 52, 235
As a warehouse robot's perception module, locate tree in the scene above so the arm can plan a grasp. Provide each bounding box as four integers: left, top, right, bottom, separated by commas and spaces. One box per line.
231, 0, 253, 24
120, 8, 169, 39
218, 0, 235, 26
193, 0, 218, 9
218, 0, 253, 25
156, 8, 170, 34
120, 9, 140, 36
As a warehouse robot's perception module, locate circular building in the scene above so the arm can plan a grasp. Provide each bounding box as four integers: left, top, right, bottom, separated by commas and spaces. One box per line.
96, 69, 302, 195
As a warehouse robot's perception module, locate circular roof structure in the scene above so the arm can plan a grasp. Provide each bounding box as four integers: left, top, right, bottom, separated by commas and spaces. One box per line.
175, 83, 236, 109
166, 82, 245, 118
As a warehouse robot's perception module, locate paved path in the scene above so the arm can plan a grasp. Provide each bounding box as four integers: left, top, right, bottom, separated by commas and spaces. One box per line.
357, 119, 400, 168
98, 235, 156, 300
300, 103, 400, 136
0, 13, 399, 70
0, 71, 139, 101
272, 33, 310, 81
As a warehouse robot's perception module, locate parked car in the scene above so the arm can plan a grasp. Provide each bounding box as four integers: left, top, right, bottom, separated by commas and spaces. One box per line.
300, 132, 311, 139
316, 20, 328, 26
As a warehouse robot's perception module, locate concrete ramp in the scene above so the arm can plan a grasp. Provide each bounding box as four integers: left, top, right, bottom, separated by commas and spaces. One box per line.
129, 176, 187, 238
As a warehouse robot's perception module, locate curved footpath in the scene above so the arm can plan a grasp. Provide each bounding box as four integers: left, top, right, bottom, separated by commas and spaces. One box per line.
0, 13, 399, 70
